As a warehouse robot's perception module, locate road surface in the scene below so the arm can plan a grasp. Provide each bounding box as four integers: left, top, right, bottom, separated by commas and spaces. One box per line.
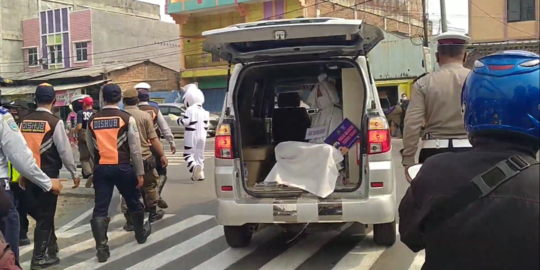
19, 139, 426, 270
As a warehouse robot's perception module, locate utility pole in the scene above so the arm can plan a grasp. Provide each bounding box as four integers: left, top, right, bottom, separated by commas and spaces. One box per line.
440, 0, 448, 32
421, 0, 429, 47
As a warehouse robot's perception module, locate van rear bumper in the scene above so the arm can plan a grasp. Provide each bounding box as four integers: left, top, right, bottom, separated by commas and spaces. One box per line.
215, 193, 395, 226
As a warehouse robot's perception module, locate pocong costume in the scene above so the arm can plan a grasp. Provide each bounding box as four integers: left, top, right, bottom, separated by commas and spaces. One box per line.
175, 84, 209, 181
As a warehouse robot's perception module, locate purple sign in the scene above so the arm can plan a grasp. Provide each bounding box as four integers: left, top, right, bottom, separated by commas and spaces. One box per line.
324, 118, 360, 155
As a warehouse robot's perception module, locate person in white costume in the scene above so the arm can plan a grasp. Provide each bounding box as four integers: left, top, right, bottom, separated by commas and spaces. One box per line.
169, 84, 209, 181
306, 73, 343, 144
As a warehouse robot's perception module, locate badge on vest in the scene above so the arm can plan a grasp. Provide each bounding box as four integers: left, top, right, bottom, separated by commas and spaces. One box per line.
93, 118, 120, 130
21, 121, 46, 133
4, 115, 18, 132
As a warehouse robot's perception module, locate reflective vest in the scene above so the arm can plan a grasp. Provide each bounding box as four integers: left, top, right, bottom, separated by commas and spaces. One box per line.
8, 162, 20, 183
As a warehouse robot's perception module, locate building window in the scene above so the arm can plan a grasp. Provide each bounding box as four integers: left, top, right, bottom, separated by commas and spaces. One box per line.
28, 48, 39, 67
48, 45, 63, 66
75, 42, 88, 62
508, 0, 536, 22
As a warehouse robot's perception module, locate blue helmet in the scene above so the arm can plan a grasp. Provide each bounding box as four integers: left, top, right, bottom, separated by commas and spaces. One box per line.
462, 50, 540, 140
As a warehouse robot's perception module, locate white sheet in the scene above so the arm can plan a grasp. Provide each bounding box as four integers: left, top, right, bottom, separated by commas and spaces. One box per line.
263, 141, 343, 198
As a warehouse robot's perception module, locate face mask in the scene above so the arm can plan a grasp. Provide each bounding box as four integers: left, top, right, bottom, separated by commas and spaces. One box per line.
402, 96, 408, 100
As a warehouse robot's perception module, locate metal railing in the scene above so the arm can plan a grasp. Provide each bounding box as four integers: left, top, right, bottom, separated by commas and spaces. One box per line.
184, 54, 226, 69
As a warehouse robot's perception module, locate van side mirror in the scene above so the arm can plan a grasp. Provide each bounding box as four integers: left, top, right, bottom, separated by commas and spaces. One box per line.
406, 164, 422, 182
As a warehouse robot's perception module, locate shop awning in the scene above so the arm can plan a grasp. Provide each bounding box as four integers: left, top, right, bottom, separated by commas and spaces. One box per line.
1, 80, 107, 96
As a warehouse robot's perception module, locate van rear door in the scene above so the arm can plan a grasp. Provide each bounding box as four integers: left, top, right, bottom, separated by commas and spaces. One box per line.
202, 18, 384, 64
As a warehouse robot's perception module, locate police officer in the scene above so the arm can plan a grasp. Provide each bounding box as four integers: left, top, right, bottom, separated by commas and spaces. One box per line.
5, 100, 32, 247
401, 32, 472, 180
86, 83, 150, 263
121, 88, 168, 232
19, 83, 80, 268
72, 96, 97, 188
0, 97, 63, 265
398, 51, 540, 269
135, 83, 175, 209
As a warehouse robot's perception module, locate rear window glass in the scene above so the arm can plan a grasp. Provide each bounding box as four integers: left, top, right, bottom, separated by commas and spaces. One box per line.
230, 35, 361, 53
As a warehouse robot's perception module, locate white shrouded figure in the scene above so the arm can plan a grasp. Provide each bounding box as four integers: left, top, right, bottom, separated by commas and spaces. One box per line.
306, 73, 343, 144
169, 83, 209, 181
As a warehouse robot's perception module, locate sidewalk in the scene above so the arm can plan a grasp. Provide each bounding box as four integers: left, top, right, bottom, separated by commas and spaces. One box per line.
60, 178, 95, 198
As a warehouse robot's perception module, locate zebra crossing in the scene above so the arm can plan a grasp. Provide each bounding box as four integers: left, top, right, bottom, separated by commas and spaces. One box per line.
18, 211, 426, 270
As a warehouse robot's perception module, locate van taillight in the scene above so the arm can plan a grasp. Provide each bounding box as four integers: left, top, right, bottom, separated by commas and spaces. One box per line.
215, 124, 233, 159
368, 117, 391, 154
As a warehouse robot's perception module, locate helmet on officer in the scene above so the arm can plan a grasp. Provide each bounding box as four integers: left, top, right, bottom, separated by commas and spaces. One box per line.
432, 32, 471, 64
462, 50, 540, 148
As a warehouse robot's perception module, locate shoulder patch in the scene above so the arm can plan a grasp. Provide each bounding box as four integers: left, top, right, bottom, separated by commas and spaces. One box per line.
4, 114, 19, 131
413, 72, 429, 84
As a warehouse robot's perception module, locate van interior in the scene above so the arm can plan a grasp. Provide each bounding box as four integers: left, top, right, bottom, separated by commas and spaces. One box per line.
233, 60, 367, 196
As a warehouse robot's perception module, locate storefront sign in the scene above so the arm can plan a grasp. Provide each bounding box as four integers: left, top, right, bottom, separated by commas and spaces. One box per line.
55, 89, 82, 106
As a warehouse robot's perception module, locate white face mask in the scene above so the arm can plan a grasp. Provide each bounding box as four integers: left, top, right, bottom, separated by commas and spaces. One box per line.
402, 96, 408, 100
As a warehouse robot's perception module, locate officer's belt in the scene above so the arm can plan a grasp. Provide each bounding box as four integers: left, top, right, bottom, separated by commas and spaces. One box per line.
422, 155, 539, 233
421, 139, 471, 149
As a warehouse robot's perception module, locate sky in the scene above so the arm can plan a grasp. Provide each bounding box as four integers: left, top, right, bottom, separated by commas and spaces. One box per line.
138, 0, 469, 33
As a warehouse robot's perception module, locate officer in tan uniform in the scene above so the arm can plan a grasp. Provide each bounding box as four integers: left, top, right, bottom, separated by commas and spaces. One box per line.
401, 32, 473, 180
120, 88, 168, 231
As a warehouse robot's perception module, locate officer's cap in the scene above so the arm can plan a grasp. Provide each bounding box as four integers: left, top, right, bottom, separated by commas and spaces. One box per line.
102, 83, 122, 101
5, 100, 30, 109
35, 83, 56, 103
137, 89, 150, 101
432, 32, 471, 46
123, 88, 139, 99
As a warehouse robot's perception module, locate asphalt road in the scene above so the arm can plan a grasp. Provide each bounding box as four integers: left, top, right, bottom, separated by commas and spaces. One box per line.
22, 139, 424, 270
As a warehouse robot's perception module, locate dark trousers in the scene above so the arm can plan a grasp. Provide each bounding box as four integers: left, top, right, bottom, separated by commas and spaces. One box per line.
93, 164, 143, 218
26, 169, 60, 244
11, 183, 29, 239
419, 147, 472, 163
150, 145, 167, 176
0, 178, 20, 261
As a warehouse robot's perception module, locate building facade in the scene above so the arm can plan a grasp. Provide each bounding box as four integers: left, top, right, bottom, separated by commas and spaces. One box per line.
20, 7, 180, 73
0, 0, 163, 74
166, 0, 427, 113
466, 0, 539, 68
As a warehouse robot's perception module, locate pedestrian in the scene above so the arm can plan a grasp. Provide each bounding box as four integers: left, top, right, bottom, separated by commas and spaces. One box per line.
171, 83, 209, 181
120, 88, 168, 231
19, 83, 80, 269
71, 96, 97, 188
135, 83, 176, 209
401, 32, 472, 181
86, 83, 150, 263
398, 50, 540, 270
4, 100, 32, 247
0, 97, 64, 266
385, 104, 403, 138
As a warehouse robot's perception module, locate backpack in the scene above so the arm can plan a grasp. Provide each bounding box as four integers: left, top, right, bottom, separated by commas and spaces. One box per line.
0, 233, 19, 269
399, 100, 410, 136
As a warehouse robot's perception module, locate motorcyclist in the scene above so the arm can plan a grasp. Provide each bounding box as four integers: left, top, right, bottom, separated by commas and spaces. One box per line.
398, 50, 539, 270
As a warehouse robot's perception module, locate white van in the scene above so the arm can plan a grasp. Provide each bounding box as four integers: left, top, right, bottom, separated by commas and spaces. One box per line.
205, 18, 397, 248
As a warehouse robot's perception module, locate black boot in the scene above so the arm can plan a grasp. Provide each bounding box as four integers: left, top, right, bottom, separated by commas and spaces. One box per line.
47, 234, 59, 259
30, 230, 60, 269
130, 210, 151, 244
90, 217, 110, 263
19, 231, 31, 246
149, 207, 164, 223
123, 213, 134, 232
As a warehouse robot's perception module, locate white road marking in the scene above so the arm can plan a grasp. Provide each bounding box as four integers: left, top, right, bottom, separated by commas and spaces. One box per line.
259, 223, 352, 270
191, 227, 281, 270
332, 225, 399, 270
63, 215, 214, 270
126, 226, 224, 269
20, 215, 178, 269
408, 250, 426, 270
56, 208, 94, 233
